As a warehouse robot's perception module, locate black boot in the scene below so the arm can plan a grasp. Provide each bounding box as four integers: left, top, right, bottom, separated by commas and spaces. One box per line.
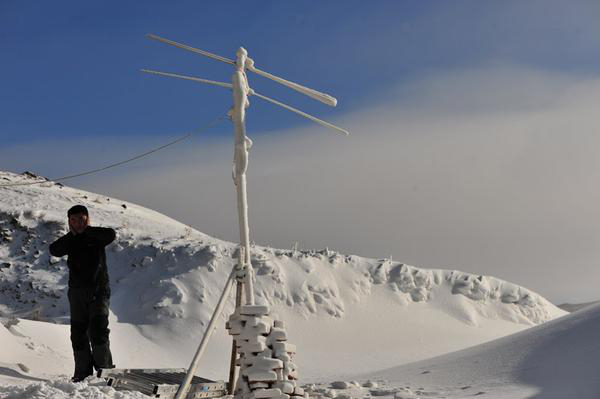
72, 349, 93, 382
92, 342, 114, 371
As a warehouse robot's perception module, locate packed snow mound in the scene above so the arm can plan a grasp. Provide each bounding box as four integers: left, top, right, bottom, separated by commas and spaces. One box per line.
358, 302, 600, 398
0, 170, 566, 379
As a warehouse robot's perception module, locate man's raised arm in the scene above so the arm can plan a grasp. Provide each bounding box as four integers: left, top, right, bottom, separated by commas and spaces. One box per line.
49, 233, 74, 257
85, 226, 116, 247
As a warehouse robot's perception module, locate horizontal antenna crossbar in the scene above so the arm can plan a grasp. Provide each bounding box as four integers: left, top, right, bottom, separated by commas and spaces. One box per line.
141, 69, 232, 89
248, 65, 338, 107
251, 90, 348, 136
146, 34, 235, 66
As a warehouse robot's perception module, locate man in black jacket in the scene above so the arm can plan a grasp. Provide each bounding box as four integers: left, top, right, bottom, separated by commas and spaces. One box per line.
49, 205, 116, 382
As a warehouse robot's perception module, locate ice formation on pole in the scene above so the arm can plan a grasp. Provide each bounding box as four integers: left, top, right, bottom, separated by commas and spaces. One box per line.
227, 305, 306, 399
231, 47, 255, 306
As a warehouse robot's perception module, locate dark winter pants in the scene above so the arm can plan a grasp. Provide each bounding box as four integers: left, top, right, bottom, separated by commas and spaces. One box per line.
68, 287, 114, 379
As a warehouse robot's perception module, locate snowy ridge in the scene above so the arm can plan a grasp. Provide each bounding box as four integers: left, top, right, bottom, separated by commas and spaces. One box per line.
0, 171, 560, 329
557, 301, 598, 313
0, 170, 567, 385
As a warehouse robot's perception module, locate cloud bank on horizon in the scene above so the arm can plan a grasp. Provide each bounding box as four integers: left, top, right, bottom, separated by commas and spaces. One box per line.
2, 2, 600, 304
4, 66, 600, 304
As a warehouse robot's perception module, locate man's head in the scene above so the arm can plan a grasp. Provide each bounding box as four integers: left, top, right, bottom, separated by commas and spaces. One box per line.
67, 205, 89, 234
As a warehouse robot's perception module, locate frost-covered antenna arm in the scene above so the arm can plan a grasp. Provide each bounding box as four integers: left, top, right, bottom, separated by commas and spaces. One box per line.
246, 59, 337, 107
141, 69, 233, 89
146, 33, 235, 66
145, 33, 337, 107
250, 90, 348, 136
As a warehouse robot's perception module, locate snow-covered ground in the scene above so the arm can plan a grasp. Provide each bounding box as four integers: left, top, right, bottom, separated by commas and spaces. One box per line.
0, 171, 580, 398
353, 301, 600, 398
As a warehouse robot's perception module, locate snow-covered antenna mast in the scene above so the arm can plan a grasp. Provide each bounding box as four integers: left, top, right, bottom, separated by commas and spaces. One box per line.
143, 33, 348, 399
144, 33, 347, 301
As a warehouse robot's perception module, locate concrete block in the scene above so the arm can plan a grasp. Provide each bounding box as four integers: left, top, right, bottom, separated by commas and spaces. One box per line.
252, 388, 283, 398
246, 370, 278, 382
240, 305, 270, 316
272, 342, 296, 354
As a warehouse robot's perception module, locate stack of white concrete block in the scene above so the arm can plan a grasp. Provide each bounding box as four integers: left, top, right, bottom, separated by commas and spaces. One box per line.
227, 305, 307, 399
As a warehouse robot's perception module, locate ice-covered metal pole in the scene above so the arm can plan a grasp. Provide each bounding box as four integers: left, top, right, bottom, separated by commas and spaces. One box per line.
231, 47, 255, 306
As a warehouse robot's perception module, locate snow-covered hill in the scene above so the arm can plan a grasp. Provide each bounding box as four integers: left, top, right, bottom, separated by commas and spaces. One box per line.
558, 301, 598, 313
0, 170, 566, 392
352, 301, 600, 398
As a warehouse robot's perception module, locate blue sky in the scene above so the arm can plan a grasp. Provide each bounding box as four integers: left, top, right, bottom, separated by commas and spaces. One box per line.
2, 1, 600, 303
2, 1, 599, 143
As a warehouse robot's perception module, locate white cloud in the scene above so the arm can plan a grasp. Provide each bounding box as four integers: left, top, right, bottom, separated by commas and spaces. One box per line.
4, 66, 600, 304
